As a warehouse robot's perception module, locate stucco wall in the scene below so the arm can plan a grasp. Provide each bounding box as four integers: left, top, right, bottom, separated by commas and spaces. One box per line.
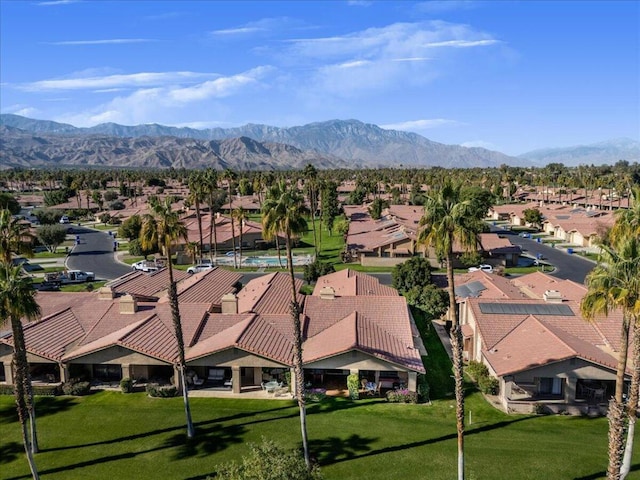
67, 346, 171, 366
305, 351, 412, 372
187, 348, 287, 368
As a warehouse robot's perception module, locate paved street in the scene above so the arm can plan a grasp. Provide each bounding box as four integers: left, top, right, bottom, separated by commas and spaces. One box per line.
66, 226, 132, 281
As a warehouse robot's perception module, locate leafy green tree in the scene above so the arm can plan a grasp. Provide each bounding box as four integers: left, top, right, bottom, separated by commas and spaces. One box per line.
32, 209, 62, 225
103, 190, 119, 202
118, 214, 143, 241
140, 197, 194, 438
214, 438, 322, 480
36, 225, 67, 253
0, 193, 21, 215
418, 182, 483, 480
262, 185, 310, 467
368, 198, 389, 220
303, 260, 335, 284
460, 186, 495, 219
523, 208, 544, 230
391, 256, 434, 293
405, 284, 449, 319
0, 265, 42, 479
321, 181, 339, 237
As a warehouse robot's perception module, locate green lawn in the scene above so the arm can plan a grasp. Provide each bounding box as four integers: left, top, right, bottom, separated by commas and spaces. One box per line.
0, 389, 630, 480
1, 312, 637, 479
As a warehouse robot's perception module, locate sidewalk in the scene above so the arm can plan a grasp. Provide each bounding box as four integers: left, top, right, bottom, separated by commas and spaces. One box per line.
431, 319, 453, 361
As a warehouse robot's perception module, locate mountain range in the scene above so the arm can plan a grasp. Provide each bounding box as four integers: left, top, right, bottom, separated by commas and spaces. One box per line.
518, 138, 640, 166
0, 114, 637, 170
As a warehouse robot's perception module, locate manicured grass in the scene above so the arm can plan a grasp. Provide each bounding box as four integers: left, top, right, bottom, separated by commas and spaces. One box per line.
0, 389, 630, 480
60, 281, 107, 292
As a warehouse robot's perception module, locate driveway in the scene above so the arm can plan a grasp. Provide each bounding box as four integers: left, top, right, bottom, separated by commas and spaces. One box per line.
66, 226, 132, 280
494, 229, 595, 284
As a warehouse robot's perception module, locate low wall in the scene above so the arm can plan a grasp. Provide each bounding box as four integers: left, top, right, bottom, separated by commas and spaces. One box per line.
360, 256, 409, 267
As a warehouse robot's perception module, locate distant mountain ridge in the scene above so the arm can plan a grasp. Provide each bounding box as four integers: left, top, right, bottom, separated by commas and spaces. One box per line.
0, 125, 348, 170
0, 114, 523, 169
519, 138, 640, 166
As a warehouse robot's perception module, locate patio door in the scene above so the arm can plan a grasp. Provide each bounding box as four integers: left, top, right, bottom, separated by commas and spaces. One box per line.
539, 377, 562, 395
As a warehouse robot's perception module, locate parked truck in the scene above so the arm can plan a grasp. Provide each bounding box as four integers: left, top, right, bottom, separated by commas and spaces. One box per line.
44, 269, 95, 284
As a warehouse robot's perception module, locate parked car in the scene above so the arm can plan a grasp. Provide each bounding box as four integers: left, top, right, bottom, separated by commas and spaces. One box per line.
59, 215, 70, 224
44, 269, 95, 284
468, 264, 493, 273
131, 260, 160, 272
518, 232, 531, 238
187, 260, 214, 274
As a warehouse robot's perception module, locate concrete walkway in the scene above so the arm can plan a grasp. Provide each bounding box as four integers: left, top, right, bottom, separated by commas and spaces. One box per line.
431, 319, 453, 361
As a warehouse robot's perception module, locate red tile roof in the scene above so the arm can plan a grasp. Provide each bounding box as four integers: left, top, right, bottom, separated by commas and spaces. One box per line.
108, 268, 190, 299
312, 269, 398, 297
172, 267, 242, 305
237, 272, 303, 314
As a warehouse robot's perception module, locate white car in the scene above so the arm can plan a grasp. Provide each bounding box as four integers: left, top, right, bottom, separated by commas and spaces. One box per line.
468, 264, 493, 273
187, 261, 214, 274
131, 260, 160, 272
59, 215, 70, 224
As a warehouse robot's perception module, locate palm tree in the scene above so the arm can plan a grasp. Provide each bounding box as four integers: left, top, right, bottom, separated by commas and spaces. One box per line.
303, 164, 319, 257
188, 172, 206, 262
0, 265, 41, 479
0, 209, 35, 265
261, 185, 310, 467
202, 169, 224, 261
232, 206, 247, 268
222, 170, 238, 268
140, 196, 195, 438
581, 237, 640, 480
417, 182, 483, 480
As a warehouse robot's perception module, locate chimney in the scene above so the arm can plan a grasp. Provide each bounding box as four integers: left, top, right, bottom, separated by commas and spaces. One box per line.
221, 293, 238, 314
319, 286, 335, 300
97, 286, 114, 300
543, 290, 563, 303
119, 294, 138, 314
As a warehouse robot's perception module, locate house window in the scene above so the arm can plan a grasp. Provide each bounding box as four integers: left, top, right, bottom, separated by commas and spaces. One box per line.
538, 377, 562, 395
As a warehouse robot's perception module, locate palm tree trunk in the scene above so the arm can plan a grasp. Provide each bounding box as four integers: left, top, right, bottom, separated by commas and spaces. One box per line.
446, 250, 465, 480
310, 189, 318, 257
620, 321, 640, 479
608, 316, 630, 479
12, 317, 40, 479
286, 236, 310, 468
167, 256, 195, 438
195, 198, 203, 262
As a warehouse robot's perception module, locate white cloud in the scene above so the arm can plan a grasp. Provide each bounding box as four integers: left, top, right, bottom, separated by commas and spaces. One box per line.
3, 105, 40, 117
209, 17, 307, 37
54, 66, 273, 127
173, 121, 231, 129
424, 39, 500, 48
337, 60, 372, 69
46, 38, 156, 46
37, 0, 80, 6
391, 57, 431, 62
20, 71, 219, 91
381, 119, 460, 130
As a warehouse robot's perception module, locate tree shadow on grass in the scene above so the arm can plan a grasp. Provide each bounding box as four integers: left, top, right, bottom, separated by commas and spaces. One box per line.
319, 415, 535, 466
573, 463, 639, 480
0, 396, 77, 424
309, 433, 377, 465
0, 441, 23, 464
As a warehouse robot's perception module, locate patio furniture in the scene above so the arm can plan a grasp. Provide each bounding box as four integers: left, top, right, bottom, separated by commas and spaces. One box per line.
365, 382, 377, 395
264, 380, 280, 393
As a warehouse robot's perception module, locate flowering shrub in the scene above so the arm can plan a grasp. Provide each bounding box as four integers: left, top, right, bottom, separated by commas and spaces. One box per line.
304, 388, 327, 403
385, 388, 418, 404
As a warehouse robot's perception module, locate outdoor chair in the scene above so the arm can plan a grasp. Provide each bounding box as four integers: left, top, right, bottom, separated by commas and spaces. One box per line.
365, 382, 377, 395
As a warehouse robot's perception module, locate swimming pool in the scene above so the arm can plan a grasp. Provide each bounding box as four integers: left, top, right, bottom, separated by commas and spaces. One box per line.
214, 255, 314, 267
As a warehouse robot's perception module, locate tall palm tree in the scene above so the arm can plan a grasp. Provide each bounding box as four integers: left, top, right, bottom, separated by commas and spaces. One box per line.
0, 209, 35, 265
581, 237, 640, 480
202, 169, 224, 261
140, 197, 195, 438
261, 185, 310, 467
0, 265, 41, 479
232, 206, 247, 268
417, 182, 482, 480
188, 172, 206, 262
222, 170, 238, 268
303, 164, 319, 257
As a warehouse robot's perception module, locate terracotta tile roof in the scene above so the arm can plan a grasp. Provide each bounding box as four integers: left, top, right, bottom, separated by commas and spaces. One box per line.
172, 267, 242, 305
237, 272, 303, 314
119, 314, 179, 362
15, 308, 85, 361
303, 295, 424, 372
185, 314, 256, 361
237, 314, 296, 364
455, 271, 526, 300
312, 269, 398, 297
108, 268, 190, 299
511, 272, 587, 301
79, 302, 158, 346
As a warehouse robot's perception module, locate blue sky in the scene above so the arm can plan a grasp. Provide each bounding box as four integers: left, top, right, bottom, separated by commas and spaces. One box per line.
1, 0, 638, 155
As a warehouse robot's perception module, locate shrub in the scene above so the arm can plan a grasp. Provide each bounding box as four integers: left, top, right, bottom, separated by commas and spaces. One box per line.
103, 191, 119, 202
304, 388, 327, 403
214, 437, 322, 480
109, 200, 125, 210
385, 389, 418, 404
466, 360, 489, 381
62, 381, 91, 396
417, 375, 430, 402
146, 384, 177, 398
347, 374, 359, 400
99, 213, 112, 224
120, 378, 134, 393
478, 375, 500, 395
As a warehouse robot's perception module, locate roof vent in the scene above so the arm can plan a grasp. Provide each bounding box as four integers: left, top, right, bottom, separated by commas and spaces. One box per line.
543, 290, 563, 303
319, 286, 335, 300
119, 294, 138, 314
